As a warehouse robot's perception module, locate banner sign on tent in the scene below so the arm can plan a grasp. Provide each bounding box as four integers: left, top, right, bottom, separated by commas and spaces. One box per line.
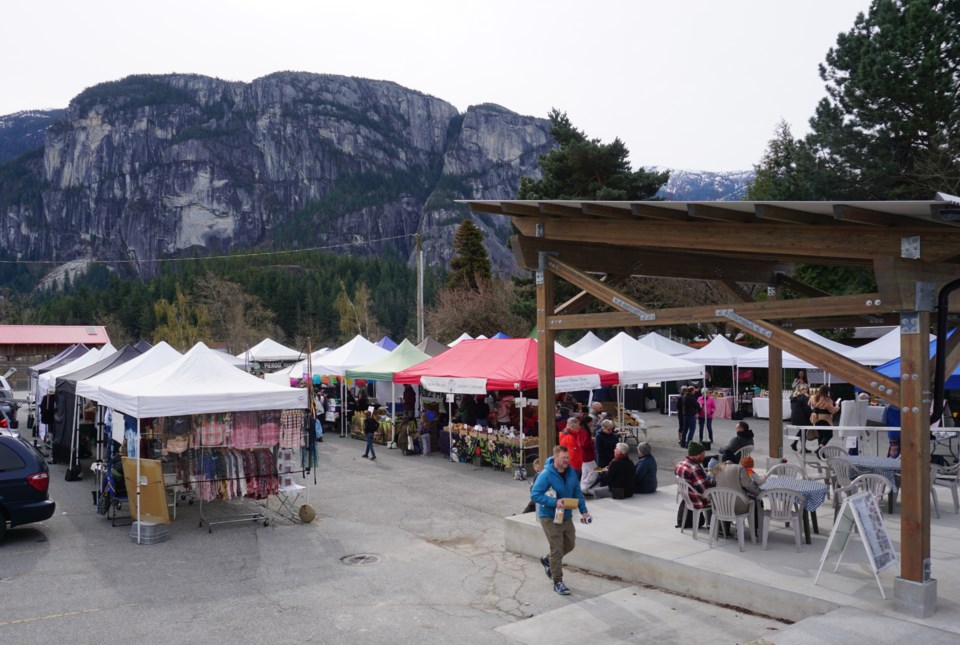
556, 374, 601, 392
421, 376, 487, 394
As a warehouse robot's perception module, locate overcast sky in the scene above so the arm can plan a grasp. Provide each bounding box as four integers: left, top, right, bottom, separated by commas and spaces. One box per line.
2, 0, 872, 171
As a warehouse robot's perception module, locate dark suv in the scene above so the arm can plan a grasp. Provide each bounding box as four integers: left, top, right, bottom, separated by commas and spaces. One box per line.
0, 435, 55, 541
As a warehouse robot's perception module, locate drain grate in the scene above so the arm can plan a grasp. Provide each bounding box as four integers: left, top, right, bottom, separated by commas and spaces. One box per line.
341, 553, 381, 566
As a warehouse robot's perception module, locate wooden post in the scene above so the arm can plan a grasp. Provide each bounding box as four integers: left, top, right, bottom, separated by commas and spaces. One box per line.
536, 249, 557, 459
767, 286, 783, 459
899, 311, 932, 584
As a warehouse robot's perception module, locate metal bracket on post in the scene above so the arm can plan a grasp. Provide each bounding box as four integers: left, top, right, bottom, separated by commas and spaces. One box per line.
767, 285, 777, 298
901, 236, 921, 259
716, 309, 773, 339
901, 312, 920, 335
611, 297, 656, 321
915, 282, 937, 312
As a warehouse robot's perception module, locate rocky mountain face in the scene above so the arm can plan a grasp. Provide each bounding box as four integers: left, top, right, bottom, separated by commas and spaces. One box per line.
654, 168, 754, 201
0, 73, 553, 278
0, 109, 65, 163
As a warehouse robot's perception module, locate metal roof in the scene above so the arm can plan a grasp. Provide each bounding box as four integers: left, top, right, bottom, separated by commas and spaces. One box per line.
0, 325, 111, 345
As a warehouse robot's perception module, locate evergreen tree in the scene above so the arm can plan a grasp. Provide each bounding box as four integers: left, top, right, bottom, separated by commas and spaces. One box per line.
447, 219, 492, 290
746, 121, 819, 200
806, 0, 960, 198
518, 109, 669, 200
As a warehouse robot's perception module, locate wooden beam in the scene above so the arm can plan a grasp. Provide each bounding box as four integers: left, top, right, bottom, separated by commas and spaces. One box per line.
688, 204, 755, 223
582, 203, 634, 219
716, 316, 901, 402
500, 202, 543, 217
539, 203, 586, 218
512, 218, 960, 264
899, 313, 931, 584
932, 327, 960, 385
631, 203, 690, 221
874, 257, 960, 312
755, 204, 833, 225
716, 280, 754, 303
548, 293, 892, 330
555, 275, 628, 315
775, 273, 833, 298
545, 258, 655, 321
467, 201, 504, 215
834, 204, 938, 227
511, 235, 789, 283
537, 255, 557, 458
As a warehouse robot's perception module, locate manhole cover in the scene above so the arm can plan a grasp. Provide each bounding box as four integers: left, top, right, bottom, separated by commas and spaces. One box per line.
341, 554, 380, 566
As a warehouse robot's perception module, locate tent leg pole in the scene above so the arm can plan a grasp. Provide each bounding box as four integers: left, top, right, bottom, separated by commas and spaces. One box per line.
136, 418, 141, 545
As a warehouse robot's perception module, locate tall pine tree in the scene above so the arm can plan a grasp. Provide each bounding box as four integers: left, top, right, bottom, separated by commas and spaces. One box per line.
447, 219, 492, 290
806, 0, 960, 199
518, 109, 669, 200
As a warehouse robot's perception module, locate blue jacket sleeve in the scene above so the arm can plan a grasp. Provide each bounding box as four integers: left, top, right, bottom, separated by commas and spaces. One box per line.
530, 471, 556, 510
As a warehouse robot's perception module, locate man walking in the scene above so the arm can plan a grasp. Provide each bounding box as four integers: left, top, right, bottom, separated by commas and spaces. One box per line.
530, 445, 592, 595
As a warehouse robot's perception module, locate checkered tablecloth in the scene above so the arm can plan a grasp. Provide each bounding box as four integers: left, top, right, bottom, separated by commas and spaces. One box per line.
761, 476, 830, 512
848, 456, 901, 488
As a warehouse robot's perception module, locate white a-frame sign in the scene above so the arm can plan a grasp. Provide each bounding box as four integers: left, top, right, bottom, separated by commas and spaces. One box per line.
815, 491, 898, 598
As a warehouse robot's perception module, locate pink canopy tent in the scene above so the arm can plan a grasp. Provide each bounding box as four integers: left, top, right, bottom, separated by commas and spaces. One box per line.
394, 338, 618, 393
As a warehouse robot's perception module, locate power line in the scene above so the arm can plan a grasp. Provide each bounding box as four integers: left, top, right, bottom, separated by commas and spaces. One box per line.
0, 233, 418, 266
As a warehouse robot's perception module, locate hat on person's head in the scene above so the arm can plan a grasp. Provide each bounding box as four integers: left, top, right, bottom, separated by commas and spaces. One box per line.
741, 456, 755, 468
687, 441, 706, 456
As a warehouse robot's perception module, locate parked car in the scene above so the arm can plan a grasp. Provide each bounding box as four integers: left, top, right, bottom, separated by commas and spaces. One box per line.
0, 434, 56, 541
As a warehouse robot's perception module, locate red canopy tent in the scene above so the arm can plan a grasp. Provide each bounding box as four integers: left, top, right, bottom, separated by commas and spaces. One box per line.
393, 339, 618, 392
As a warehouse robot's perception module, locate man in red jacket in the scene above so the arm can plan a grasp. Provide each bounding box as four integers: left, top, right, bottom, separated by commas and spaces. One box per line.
558, 417, 586, 481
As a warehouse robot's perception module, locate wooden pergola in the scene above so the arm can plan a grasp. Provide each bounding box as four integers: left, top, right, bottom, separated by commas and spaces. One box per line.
464, 196, 960, 615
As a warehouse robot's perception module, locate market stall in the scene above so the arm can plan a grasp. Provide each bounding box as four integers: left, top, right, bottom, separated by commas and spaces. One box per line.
312, 335, 391, 436
236, 338, 304, 370
345, 339, 432, 446
394, 338, 618, 476
96, 343, 309, 540
682, 336, 754, 418
636, 332, 693, 356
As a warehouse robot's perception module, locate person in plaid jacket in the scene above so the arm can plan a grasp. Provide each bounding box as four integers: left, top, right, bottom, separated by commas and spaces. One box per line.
675, 441, 713, 526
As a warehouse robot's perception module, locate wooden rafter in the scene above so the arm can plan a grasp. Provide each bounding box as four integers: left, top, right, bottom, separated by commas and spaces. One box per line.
545, 258, 655, 320
755, 204, 833, 225
717, 316, 901, 402
688, 204, 755, 223
547, 293, 890, 330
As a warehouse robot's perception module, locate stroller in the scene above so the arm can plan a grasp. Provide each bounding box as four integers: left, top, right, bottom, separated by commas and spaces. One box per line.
97, 441, 129, 525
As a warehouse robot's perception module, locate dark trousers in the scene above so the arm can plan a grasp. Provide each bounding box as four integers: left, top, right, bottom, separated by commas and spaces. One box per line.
364, 432, 376, 457
540, 517, 576, 583
815, 421, 833, 447
698, 417, 713, 442
683, 416, 698, 445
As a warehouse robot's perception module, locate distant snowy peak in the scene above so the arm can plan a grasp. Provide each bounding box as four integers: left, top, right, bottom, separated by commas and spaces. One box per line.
650, 167, 755, 201
0, 108, 65, 163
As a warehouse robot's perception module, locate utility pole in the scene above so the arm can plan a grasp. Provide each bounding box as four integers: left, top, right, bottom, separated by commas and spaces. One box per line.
416, 233, 425, 343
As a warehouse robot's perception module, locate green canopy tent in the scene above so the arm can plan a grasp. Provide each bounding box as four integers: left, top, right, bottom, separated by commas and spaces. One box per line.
346, 339, 432, 448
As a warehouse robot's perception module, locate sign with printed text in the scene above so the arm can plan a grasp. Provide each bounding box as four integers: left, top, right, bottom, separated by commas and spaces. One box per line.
420, 376, 487, 395
556, 374, 601, 393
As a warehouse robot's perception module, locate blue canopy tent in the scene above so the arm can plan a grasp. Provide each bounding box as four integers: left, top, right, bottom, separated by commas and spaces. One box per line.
376, 336, 398, 351
875, 329, 959, 389
491, 332, 511, 339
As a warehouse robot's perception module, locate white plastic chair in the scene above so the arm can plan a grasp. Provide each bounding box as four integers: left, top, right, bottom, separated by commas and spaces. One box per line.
758, 488, 803, 552
706, 487, 754, 552
734, 445, 754, 461
851, 473, 893, 512
932, 462, 960, 515
818, 445, 846, 461
678, 481, 710, 541
767, 463, 806, 480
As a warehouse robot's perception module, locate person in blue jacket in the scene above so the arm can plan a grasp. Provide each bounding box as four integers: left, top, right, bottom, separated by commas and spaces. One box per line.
530, 445, 592, 595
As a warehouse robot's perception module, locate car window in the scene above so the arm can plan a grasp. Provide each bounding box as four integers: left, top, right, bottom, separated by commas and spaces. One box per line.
0, 442, 27, 471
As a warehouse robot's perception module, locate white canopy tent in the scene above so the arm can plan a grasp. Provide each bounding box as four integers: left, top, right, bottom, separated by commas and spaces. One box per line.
263, 348, 331, 386
97, 342, 308, 418
637, 332, 693, 356
844, 327, 934, 366
448, 332, 473, 347
38, 343, 117, 396
212, 349, 247, 369
577, 332, 704, 385
236, 338, 304, 363
562, 331, 606, 358
311, 335, 391, 436
683, 335, 755, 403
738, 329, 854, 369
75, 341, 183, 402
577, 332, 704, 428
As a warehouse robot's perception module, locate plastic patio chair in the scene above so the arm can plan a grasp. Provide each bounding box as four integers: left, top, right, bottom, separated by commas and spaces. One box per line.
826, 457, 855, 488
766, 463, 807, 480
842, 473, 893, 516
818, 445, 846, 461
757, 488, 803, 552
932, 462, 960, 515
678, 481, 710, 541
705, 487, 754, 552
734, 445, 754, 461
